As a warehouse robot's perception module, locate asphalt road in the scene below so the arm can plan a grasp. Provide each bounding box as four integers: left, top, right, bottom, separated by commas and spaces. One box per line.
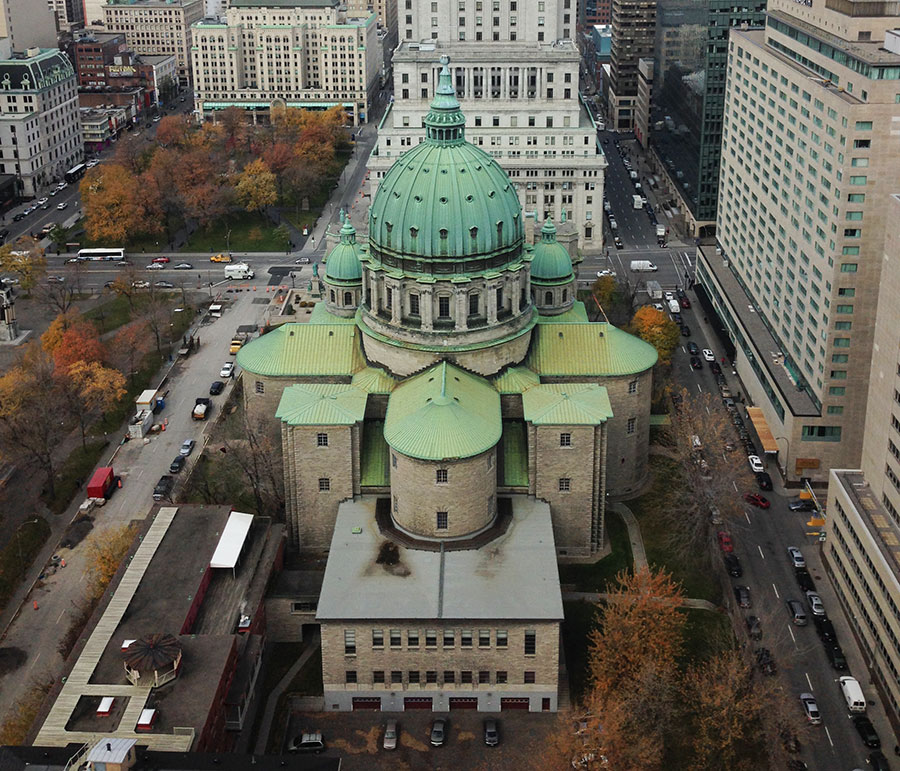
671, 294, 898, 771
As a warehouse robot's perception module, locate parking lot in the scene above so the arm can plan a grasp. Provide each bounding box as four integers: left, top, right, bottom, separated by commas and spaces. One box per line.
287, 709, 559, 770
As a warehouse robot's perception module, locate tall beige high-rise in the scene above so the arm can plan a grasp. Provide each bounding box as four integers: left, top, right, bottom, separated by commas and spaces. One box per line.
0, 0, 57, 50
697, 0, 900, 484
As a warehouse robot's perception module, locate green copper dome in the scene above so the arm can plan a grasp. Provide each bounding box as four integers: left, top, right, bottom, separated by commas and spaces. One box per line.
530, 219, 574, 283
368, 55, 523, 264
324, 217, 363, 283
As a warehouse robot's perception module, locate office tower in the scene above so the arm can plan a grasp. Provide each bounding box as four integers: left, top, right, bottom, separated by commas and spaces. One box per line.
0, 0, 57, 51
697, 0, 900, 484
370, 0, 606, 252
47, 0, 85, 28
606, 0, 655, 130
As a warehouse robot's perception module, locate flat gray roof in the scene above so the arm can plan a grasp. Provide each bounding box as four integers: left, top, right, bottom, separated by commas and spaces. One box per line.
316, 495, 563, 621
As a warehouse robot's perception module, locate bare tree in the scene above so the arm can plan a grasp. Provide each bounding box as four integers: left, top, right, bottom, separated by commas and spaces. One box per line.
222, 407, 285, 517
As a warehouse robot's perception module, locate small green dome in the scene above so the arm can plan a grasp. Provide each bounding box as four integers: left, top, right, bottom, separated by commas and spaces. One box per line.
368, 56, 523, 264
530, 219, 573, 282
324, 218, 363, 283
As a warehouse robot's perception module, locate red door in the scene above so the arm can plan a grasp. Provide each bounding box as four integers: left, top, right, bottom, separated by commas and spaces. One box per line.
352, 697, 381, 710
404, 697, 433, 710
500, 697, 530, 711
449, 697, 478, 710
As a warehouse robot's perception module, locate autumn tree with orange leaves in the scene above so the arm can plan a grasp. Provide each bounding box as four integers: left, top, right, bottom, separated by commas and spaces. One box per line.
629, 305, 681, 365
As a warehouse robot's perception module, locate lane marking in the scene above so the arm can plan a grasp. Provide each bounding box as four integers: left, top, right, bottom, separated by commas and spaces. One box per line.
697, 383, 703, 393
806, 672, 814, 691
56, 609, 66, 625
772, 583, 780, 599
732, 480, 738, 492
824, 726, 834, 747
29, 652, 41, 671
788, 625, 796, 645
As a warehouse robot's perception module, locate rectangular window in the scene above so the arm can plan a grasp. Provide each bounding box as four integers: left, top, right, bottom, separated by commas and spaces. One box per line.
461, 629, 472, 647
496, 287, 503, 308
849, 176, 867, 185
255, 380, 264, 394
496, 671, 508, 684
496, 630, 508, 648
373, 670, 385, 683
443, 630, 454, 647
837, 288, 856, 297
436, 511, 448, 530
627, 417, 636, 434
316, 432, 328, 447
461, 670, 473, 684
854, 120, 872, 130
410, 293, 420, 315
408, 630, 419, 647
391, 670, 403, 684
443, 670, 455, 684
409, 670, 420, 683
438, 295, 451, 317
344, 630, 356, 655
558, 477, 571, 492
829, 386, 846, 395
345, 670, 357, 684
479, 670, 490, 683
827, 406, 844, 414
835, 321, 852, 330
801, 425, 843, 441
426, 670, 437, 684
426, 630, 437, 647
390, 629, 401, 647
524, 670, 536, 684
436, 469, 448, 484
830, 370, 847, 379
559, 432, 571, 447
319, 478, 331, 491
468, 293, 479, 316
840, 264, 858, 273
372, 629, 383, 648
628, 380, 638, 394
479, 629, 491, 647
524, 630, 536, 655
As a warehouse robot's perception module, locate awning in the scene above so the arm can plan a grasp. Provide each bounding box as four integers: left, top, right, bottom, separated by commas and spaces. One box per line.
746, 407, 779, 454
210, 511, 253, 570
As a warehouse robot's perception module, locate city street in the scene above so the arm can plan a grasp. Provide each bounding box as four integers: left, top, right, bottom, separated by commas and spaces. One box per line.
671, 295, 897, 771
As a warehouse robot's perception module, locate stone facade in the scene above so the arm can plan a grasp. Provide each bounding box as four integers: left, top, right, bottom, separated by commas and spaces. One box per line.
320, 619, 559, 712
390, 450, 497, 538
282, 423, 361, 549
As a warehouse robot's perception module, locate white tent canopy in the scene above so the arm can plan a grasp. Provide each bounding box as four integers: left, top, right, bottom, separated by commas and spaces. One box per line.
210, 511, 253, 571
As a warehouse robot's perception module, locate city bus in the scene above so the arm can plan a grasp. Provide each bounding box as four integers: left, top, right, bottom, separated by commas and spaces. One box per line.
77, 247, 125, 261
64, 163, 86, 184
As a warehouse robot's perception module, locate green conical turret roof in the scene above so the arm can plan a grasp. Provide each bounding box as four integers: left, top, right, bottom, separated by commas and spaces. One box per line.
324, 216, 363, 283
530, 219, 574, 282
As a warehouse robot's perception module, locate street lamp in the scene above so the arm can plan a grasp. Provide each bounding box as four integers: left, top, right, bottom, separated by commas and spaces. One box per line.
16, 518, 41, 578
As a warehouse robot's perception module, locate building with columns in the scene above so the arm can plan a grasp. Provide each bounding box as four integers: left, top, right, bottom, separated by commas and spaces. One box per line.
236, 60, 657, 714
369, 0, 606, 253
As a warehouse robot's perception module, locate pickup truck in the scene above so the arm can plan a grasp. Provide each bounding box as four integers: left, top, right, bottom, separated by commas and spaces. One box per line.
153, 475, 174, 501
192, 397, 211, 420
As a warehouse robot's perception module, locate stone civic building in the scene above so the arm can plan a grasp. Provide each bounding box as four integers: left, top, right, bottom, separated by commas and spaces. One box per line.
237, 58, 656, 713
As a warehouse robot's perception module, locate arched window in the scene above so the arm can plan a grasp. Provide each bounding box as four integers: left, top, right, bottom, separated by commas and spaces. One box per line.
562, 288, 568, 302
544, 291, 553, 305
330, 290, 335, 302
344, 291, 352, 305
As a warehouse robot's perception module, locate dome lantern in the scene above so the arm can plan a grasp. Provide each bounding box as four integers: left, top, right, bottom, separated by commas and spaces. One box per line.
323, 209, 363, 317
530, 218, 575, 316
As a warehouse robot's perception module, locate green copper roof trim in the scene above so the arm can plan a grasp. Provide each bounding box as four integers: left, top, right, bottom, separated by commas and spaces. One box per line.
384, 361, 501, 461
522, 383, 613, 426
237, 323, 365, 377
324, 215, 363, 283
492, 366, 541, 394
536, 301, 590, 324
360, 420, 390, 486
276, 383, 368, 426
530, 218, 574, 283
356, 309, 537, 354
526, 322, 658, 377
351, 366, 397, 394
308, 302, 357, 324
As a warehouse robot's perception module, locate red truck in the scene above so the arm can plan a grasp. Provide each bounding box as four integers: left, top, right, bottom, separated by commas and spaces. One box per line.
87, 466, 117, 499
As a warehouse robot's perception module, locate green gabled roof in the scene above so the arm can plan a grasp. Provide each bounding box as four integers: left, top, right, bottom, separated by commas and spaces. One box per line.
526, 322, 658, 377
351, 366, 397, 394
308, 302, 357, 324
360, 420, 390, 486
384, 361, 501, 460
236, 323, 365, 377
537, 301, 590, 324
500, 420, 529, 486
522, 383, 613, 425
276, 383, 368, 426
492, 366, 540, 394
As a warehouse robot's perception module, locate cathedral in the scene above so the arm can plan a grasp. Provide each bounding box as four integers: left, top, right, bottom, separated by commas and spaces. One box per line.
237, 57, 657, 712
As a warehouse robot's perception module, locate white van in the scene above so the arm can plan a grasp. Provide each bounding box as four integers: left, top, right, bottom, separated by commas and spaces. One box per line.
224, 263, 254, 280
839, 676, 866, 713
668, 299, 681, 314
630, 260, 658, 272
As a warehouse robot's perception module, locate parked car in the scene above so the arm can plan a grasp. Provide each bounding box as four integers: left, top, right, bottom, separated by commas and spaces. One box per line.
717, 531, 734, 552
483, 719, 499, 747
680, 296, 691, 309
209, 380, 225, 395
744, 492, 770, 509
805, 590, 826, 616
756, 472, 773, 491
789, 498, 817, 512
47, 275, 65, 283
152, 475, 174, 501
748, 455, 764, 473
794, 568, 815, 593
613, 236, 624, 249
180, 439, 195, 456
154, 281, 175, 288
383, 720, 398, 751
287, 731, 325, 754
430, 718, 446, 747
746, 615, 762, 640
147, 263, 165, 270
787, 547, 806, 568
852, 715, 881, 749
680, 325, 691, 337
710, 361, 722, 375
734, 585, 752, 608
56, 202, 68, 210
220, 361, 235, 378
687, 341, 700, 356
826, 643, 848, 670
173, 262, 193, 270
867, 751, 890, 771
724, 553, 743, 577
690, 356, 702, 370
799, 693, 821, 725
36, 197, 48, 206
152, 256, 170, 263
814, 615, 836, 642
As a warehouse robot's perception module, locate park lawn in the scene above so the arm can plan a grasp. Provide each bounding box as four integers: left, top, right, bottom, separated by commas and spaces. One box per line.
557, 510, 633, 591
182, 212, 289, 253
626, 456, 722, 604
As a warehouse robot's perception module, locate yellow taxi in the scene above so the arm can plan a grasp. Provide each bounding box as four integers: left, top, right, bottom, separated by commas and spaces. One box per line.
210, 253, 232, 263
